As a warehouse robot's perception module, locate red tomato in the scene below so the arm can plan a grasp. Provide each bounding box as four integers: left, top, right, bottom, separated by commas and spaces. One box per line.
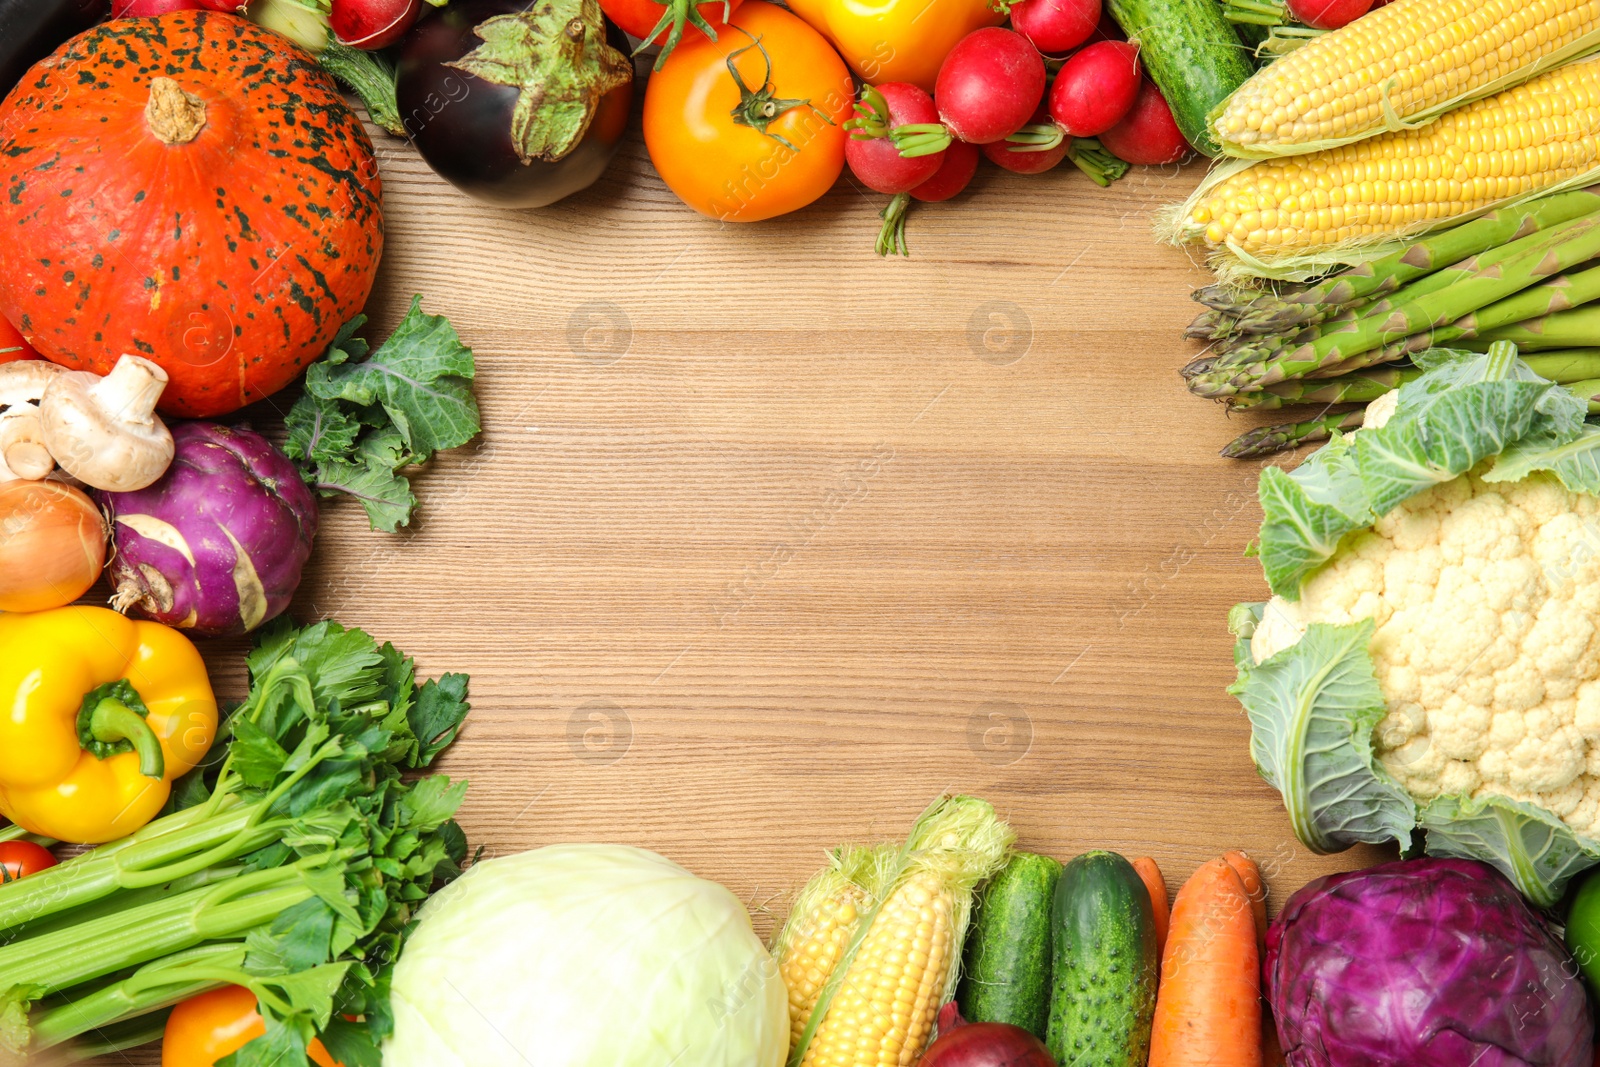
0, 840, 56, 881
1286, 0, 1372, 29
644, 2, 855, 222
0, 317, 39, 365
602, 0, 743, 48
163, 987, 341, 1067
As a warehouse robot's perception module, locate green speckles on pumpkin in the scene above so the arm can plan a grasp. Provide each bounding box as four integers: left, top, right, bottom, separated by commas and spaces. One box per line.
133, 190, 145, 203
132, 339, 154, 355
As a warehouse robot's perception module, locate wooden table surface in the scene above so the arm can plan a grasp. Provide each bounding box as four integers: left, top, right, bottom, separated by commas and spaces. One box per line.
118, 110, 1387, 1062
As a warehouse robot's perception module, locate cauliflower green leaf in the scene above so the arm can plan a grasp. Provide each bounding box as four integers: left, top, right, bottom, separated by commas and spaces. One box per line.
1256, 435, 1371, 598
1230, 618, 1416, 854
1257, 347, 1588, 597
1487, 423, 1600, 494
1420, 793, 1600, 909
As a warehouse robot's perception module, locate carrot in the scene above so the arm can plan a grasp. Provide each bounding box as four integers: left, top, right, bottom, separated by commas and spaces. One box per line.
1222, 849, 1269, 946
1132, 856, 1170, 959
1148, 858, 1263, 1067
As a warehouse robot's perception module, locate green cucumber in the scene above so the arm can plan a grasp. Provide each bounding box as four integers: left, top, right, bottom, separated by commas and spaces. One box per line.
1106, 0, 1256, 157
1046, 851, 1160, 1067
957, 851, 1061, 1038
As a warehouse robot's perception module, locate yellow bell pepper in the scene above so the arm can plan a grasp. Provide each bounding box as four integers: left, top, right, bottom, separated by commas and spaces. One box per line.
0, 606, 218, 844
784, 0, 1004, 92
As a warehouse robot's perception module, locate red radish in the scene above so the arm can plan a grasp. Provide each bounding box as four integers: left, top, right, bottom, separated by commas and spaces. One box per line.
931, 27, 1047, 144
912, 139, 980, 202
1008, 0, 1101, 55
193, 0, 243, 9
917, 1004, 1055, 1067
1286, 0, 1372, 29
875, 140, 979, 256
983, 105, 1069, 174
112, 0, 206, 14
845, 83, 943, 195
1088, 8, 1126, 41
332, 0, 424, 49
1098, 77, 1190, 165
1050, 40, 1140, 137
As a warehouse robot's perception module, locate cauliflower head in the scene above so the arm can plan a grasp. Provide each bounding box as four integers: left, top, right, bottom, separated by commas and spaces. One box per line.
1254, 468, 1600, 838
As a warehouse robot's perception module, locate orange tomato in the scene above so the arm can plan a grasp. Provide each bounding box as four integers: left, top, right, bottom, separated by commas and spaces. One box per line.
644, 1, 854, 222
163, 986, 340, 1067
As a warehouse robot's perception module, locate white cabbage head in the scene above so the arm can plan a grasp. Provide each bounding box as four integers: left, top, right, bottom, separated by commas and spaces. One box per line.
384, 844, 788, 1067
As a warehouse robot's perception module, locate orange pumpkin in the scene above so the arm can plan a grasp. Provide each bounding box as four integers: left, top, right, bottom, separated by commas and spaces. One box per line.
0, 11, 384, 418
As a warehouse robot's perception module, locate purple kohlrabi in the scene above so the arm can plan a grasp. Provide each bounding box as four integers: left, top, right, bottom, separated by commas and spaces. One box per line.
99, 422, 318, 638
1267, 858, 1593, 1067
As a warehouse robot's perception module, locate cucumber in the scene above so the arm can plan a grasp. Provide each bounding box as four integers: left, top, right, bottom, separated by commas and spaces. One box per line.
1046, 851, 1160, 1067
1105, 0, 1256, 157
957, 851, 1061, 1039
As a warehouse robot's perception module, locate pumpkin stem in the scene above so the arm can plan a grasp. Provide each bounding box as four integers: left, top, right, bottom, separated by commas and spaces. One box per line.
146, 78, 207, 146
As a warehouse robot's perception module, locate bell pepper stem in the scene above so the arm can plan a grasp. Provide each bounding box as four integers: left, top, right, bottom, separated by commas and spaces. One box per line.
88, 700, 165, 780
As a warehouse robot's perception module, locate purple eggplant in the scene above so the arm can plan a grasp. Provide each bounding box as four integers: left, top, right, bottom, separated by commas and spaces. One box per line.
395, 0, 634, 209
100, 422, 318, 638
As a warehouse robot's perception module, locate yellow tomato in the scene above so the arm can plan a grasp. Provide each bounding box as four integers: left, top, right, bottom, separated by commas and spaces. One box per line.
785, 0, 1004, 92
644, 2, 855, 223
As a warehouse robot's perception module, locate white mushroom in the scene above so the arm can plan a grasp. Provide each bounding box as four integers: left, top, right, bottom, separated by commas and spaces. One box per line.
40, 356, 175, 493
0, 360, 65, 482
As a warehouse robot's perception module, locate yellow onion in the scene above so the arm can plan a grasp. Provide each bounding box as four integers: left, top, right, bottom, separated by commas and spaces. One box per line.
0, 480, 106, 612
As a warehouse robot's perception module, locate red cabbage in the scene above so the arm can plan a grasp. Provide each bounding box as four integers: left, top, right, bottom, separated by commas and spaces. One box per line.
100, 422, 317, 638
1267, 858, 1593, 1067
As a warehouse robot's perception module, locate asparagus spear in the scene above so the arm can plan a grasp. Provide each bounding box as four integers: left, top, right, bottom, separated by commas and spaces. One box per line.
1190, 215, 1600, 396
1228, 350, 1600, 411
1280, 262, 1600, 381
1190, 191, 1600, 336
1226, 365, 1421, 411
1468, 307, 1600, 351
1222, 410, 1366, 458
1352, 263, 1600, 373
1222, 352, 1600, 457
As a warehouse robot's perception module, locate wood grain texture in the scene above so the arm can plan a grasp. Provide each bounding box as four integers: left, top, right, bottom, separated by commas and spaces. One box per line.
92, 116, 1382, 1064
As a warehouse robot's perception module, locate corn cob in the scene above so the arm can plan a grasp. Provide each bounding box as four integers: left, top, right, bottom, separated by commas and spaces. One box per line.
1185, 189, 1600, 340
1189, 212, 1600, 395
776, 847, 883, 1048
1167, 58, 1600, 282
1212, 0, 1600, 159
1469, 305, 1600, 350
776, 796, 1013, 1067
